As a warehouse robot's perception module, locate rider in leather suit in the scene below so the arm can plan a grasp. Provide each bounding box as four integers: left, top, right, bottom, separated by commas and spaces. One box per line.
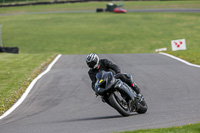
86, 53, 141, 96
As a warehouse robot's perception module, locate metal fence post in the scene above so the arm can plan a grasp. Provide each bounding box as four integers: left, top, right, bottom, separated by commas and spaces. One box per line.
0, 25, 3, 47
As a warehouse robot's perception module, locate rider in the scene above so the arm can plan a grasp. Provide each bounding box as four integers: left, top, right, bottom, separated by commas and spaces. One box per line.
86, 53, 142, 97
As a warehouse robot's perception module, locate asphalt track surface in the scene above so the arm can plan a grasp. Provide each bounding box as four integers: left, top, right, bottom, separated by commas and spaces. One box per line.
0, 53, 200, 133
0, 9, 200, 16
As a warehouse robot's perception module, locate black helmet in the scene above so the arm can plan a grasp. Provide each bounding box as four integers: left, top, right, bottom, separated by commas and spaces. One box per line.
86, 53, 99, 69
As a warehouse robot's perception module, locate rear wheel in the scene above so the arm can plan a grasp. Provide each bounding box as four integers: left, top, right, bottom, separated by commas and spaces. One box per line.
109, 92, 130, 117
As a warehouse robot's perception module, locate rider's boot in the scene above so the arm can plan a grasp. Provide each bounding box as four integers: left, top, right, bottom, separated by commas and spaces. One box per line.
131, 82, 141, 94
124, 74, 143, 99
124, 74, 140, 93
131, 83, 143, 100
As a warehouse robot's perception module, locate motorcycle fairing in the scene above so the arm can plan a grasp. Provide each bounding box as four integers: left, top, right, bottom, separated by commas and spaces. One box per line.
95, 70, 116, 95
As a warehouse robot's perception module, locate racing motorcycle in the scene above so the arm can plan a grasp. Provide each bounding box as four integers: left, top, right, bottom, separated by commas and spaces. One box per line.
94, 70, 147, 116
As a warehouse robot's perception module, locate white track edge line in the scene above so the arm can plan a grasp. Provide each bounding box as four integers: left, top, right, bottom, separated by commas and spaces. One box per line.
159, 52, 200, 68
0, 54, 62, 120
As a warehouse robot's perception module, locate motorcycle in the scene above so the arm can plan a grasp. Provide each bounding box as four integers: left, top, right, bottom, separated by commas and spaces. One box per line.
94, 70, 147, 116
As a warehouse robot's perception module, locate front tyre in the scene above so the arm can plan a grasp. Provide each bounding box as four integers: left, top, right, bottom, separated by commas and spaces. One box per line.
109, 93, 130, 117
136, 98, 148, 114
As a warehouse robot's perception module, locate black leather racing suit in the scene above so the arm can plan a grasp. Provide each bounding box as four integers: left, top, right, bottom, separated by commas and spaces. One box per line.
88, 59, 141, 94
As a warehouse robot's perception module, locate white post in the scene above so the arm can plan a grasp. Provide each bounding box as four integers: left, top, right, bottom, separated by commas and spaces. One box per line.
0, 25, 3, 47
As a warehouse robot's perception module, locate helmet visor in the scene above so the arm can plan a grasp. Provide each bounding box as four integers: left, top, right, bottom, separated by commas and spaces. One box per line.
87, 61, 97, 69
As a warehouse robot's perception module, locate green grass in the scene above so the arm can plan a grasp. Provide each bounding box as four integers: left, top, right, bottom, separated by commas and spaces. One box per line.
1, 13, 200, 55
0, 53, 57, 114
118, 122, 200, 133
1, 1, 200, 14
167, 51, 200, 65
0, 1, 200, 132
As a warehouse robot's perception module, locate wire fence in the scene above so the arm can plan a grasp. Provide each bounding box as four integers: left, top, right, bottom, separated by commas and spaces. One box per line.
0, 0, 88, 5
1, 0, 83, 3
0, 0, 163, 6
0, 0, 96, 7
0, 0, 185, 6
0, 25, 3, 47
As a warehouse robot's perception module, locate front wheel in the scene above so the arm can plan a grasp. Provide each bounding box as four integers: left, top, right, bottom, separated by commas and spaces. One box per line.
109, 92, 131, 117
136, 97, 148, 114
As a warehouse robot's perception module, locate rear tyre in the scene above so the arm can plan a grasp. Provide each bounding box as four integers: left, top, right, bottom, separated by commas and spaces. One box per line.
109, 93, 130, 117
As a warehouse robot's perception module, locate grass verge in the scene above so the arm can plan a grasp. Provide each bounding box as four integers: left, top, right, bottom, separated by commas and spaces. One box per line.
0, 53, 57, 115
167, 51, 200, 65
118, 122, 200, 133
